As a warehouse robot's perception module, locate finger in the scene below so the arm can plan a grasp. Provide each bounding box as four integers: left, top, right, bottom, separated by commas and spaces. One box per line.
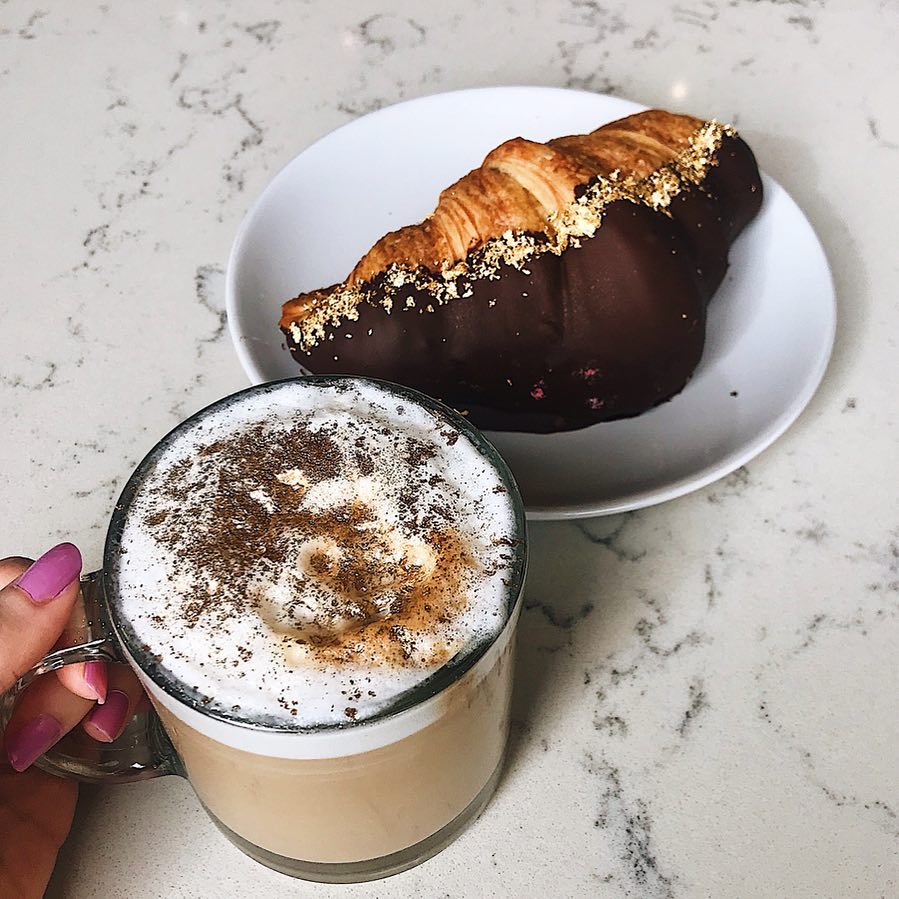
4, 670, 96, 772
57, 657, 108, 704
83, 664, 144, 743
55, 597, 108, 704
0, 556, 105, 702
0, 545, 83, 692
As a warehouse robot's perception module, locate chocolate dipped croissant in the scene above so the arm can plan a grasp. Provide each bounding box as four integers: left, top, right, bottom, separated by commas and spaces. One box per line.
280, 109, 763, 433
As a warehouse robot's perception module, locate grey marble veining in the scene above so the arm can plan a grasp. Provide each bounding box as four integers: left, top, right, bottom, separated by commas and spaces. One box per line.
1, 0, 897, 896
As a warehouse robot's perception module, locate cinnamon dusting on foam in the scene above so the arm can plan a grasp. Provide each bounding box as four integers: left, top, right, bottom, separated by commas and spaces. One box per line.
286, 121, 734, 352
260, 517, 474, 670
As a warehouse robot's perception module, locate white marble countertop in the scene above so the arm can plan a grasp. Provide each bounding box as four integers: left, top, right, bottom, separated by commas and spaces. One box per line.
2, 0, 896, 896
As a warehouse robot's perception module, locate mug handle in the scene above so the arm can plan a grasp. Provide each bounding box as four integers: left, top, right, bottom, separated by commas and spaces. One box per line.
0, 570, 178, 783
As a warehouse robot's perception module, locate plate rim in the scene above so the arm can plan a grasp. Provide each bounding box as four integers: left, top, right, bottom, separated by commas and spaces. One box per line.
225, 86, 837, 521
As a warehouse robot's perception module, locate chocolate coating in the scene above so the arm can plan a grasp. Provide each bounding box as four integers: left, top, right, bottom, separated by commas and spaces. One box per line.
284, 135, 763, 433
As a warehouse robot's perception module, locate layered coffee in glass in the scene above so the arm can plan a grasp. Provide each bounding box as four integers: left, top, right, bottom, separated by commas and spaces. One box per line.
100, 377, 526, 881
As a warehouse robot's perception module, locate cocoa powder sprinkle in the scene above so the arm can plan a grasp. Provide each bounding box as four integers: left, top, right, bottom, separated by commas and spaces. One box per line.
134, 414, 505, 673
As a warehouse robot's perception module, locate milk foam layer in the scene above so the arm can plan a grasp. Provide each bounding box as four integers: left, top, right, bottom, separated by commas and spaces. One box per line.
111, 380, 518, 729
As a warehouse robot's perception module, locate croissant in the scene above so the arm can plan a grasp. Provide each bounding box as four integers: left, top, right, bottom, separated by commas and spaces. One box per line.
280, 109, 763, 432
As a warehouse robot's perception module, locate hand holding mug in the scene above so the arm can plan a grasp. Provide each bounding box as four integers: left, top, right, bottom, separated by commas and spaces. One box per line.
0, 544, 143, 899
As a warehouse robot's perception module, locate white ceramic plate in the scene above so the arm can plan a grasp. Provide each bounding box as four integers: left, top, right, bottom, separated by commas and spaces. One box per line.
226, 86, 835, 519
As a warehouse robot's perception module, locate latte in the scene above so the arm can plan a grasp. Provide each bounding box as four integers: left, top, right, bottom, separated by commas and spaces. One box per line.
102, 378, 526, 878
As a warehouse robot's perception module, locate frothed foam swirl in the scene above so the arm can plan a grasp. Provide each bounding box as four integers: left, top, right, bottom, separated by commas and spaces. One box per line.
111, 380, 519, 728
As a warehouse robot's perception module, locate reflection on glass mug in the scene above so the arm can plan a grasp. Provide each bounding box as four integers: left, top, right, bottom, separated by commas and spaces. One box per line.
0, 377, 527, 883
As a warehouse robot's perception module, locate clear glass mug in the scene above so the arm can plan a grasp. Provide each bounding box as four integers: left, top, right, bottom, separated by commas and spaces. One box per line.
0, 377, 528, 883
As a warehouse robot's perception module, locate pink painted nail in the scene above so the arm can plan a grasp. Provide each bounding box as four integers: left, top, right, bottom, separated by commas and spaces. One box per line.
83, 660, 108, 704
14, 543, 82, 603
6, 714, 62, 772
84, 690, 129, 743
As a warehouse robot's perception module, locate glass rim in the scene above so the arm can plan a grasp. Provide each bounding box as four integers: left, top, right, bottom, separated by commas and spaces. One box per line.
103, 375, 528, 735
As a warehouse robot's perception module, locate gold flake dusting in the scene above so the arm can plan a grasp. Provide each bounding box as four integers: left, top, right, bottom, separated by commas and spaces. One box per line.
288, 121, 734, 352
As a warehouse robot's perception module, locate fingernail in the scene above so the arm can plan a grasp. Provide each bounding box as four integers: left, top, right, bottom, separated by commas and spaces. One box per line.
84, 690, 129, 743
6, 714, 62, 772
14, 543, 83, 603
83, 660, 108, 704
